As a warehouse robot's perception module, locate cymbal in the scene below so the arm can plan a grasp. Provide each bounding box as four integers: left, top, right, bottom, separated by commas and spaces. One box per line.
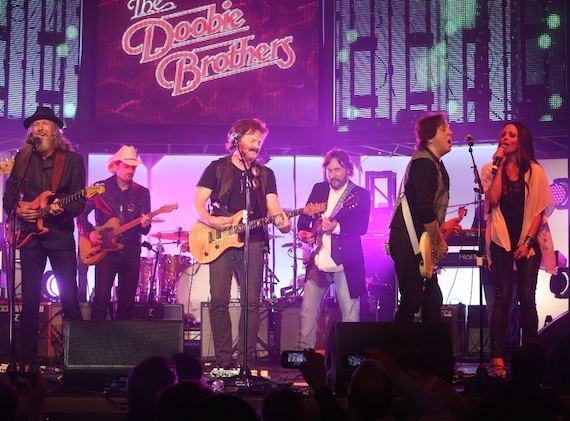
151, 218, 165, 223
151, 230, 190, 241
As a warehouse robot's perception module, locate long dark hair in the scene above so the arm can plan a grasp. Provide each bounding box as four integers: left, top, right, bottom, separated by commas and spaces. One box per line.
501, 121, 537, 181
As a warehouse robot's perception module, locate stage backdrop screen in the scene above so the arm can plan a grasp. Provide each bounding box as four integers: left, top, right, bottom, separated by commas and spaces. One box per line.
95, 0, 319, 127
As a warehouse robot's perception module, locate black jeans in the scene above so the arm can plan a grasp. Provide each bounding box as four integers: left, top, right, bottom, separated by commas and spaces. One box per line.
208, 240, 264, 366
92, 251, 140, 320
489, 241, 541, 359
389, 232, 443, 323
20, 245, 82, 363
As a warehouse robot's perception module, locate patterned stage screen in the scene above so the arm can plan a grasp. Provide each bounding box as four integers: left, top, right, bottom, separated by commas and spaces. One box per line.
95, 0, 320, 127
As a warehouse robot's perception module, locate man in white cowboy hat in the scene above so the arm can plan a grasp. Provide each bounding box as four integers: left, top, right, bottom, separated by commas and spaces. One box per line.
77, 145, 151, 320
3, 105, 85, 366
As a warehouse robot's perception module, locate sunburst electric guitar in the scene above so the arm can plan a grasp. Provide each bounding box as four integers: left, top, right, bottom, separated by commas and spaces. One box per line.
8, 184, 105, 249
189, 202, 327, 264
79, 203, 178, 265
419, 207, 467, 279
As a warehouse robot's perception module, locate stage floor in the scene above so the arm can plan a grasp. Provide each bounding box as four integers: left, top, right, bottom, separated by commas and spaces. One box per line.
4, 354, 511, 421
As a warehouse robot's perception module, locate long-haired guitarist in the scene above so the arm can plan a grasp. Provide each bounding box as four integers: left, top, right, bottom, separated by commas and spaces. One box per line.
297, 149, 371, 350
76, 145, 151, 321
388, 112, 462, 324
193, 118, 290, 369
2, 106, 86, 366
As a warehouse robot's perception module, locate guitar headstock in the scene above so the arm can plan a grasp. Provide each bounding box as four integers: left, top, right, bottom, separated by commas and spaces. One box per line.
457, 206, 468, 221
0, 156, 15, 175
158, 204, 178, 214
304, 202, 327, 216
86, 184, 106, 198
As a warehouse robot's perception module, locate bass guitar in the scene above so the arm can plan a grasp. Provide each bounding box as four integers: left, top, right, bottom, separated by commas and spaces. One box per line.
305, 192, 359, 266
419, 207, 467, 279
79, 203, 178, 265
189, 202, 327, 264
9, 184, 105, 249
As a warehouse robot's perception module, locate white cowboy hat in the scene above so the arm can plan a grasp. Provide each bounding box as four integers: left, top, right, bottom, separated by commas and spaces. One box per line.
107, 145, 141, 173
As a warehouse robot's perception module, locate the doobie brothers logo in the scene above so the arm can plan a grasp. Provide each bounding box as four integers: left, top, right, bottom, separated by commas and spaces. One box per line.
122, 1, 296, 96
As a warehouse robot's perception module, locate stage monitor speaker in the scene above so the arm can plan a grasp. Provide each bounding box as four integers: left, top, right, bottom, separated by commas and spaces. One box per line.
200, 302, 269, 362
325, 322, 453, 394
537, 311, 570, 390
63, 320, 184, 392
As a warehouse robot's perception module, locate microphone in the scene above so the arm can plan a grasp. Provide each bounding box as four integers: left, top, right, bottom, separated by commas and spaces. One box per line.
465, 134, 474, 147
231, 131, 242, 146
492, 144, 508, 174
141, 241, 152, 250
27, 136, 41, 145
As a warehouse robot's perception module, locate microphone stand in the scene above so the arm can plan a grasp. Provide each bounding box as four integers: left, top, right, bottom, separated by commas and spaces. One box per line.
464, 141, 494, 393
6, 144, 36, 372
143, 240, 163, 318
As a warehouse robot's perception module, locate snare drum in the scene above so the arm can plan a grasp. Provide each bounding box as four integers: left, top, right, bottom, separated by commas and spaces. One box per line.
176, 263, 239, 322
136, 257, 155, 302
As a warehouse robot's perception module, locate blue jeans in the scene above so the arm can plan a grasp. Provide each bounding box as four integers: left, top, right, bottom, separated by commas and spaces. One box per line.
299, 264, 360, 349
208, 240, 264, 366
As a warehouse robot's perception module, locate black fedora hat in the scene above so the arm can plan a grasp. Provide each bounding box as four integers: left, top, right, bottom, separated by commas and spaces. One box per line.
23, 106, 65, 129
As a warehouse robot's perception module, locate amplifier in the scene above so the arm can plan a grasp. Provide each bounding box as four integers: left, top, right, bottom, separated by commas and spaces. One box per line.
0, 302, 53, 359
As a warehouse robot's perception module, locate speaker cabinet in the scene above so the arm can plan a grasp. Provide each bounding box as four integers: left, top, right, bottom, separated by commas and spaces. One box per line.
276, 298, 341, 352
441, 304, 465, 357
64, 320, 184, 391
537, 311, 570, 390
132, 303, 183, 320
325, 322, 453, 394
0, 302, 52, 359
199, 302, 269, 362
466, 305, 490, 357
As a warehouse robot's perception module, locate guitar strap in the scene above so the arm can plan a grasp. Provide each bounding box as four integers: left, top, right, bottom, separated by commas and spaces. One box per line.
401, 195, 420, 256
51, 151, 66, 192
329, 181, 355, 217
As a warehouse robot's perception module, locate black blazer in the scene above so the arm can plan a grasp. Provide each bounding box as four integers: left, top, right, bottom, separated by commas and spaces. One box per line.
298, 181, 371, 298
3, 149, 86, 250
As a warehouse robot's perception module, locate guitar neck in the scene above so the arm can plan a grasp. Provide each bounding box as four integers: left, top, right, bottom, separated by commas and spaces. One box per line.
236, 207, 305, 234
38, 188, 87, 218
112, 208, 163, 237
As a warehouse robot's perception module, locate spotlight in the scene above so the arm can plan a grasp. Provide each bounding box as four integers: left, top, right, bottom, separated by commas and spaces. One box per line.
550, 178, 568, 209
549, 268, 570, 299
42, 271, 60, 301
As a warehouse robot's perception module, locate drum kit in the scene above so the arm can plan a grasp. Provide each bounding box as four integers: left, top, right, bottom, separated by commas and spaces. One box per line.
136, 226, 195, 311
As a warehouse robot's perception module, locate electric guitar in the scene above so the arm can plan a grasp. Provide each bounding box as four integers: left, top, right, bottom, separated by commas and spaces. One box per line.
79, 203, 178, 265
305, 192, 359, 266
0, 156, 14, 175
189, 202, 327, 264
8, 184, 105, 249
419, 207, 467, 279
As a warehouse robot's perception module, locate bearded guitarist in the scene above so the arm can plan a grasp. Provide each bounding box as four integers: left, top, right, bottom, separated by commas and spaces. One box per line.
3, 106, 85, 366
388, 112, 462, 324
297, 149, 371, 350
76, 145, 151, 321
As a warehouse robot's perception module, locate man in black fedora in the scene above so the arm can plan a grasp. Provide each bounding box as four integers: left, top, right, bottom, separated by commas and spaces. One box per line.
3, 105, 86, 366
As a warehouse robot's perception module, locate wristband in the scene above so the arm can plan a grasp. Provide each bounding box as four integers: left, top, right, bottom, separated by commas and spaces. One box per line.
522, 235, 536, 249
